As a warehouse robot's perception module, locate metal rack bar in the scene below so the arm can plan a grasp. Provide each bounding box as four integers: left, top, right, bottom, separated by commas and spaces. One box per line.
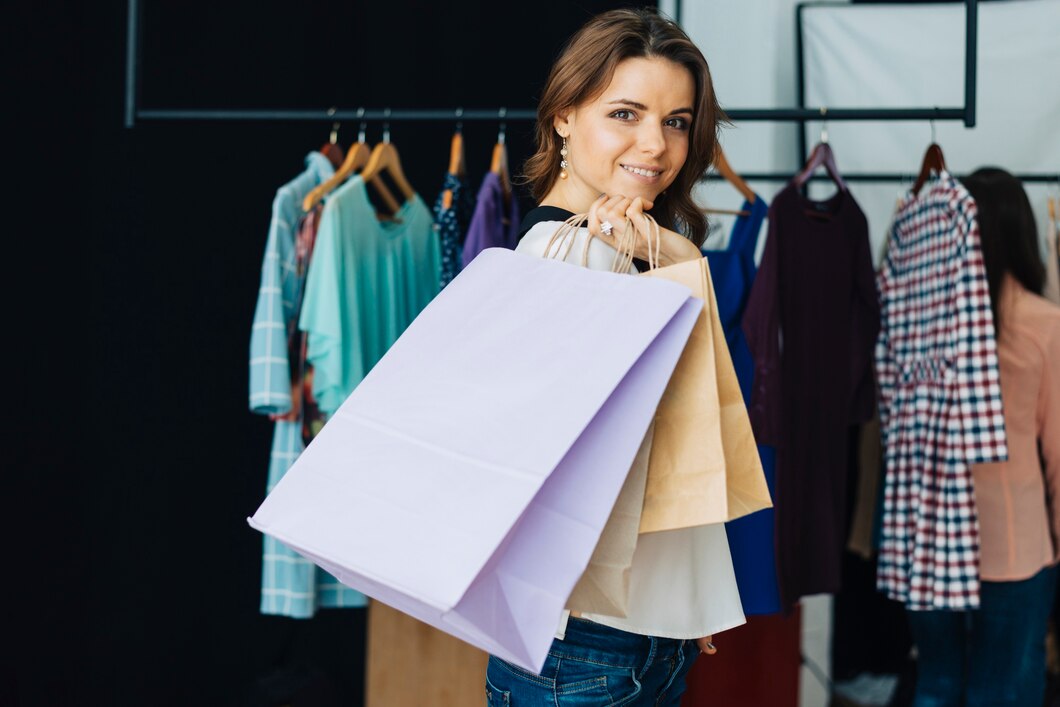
124, 0, 141, 128
794, 0, 979, 165
964, 0, 978, 128
133, 108, 538, 123
123, 0, 980, 129
703, 172, 1059, 184
131, 107, 973, 124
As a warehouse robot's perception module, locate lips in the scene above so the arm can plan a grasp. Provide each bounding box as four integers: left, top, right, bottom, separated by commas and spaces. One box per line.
621, 164, 662, 178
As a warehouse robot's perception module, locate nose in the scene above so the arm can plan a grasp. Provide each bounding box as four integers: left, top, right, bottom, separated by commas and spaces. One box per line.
638, 123, 666, 158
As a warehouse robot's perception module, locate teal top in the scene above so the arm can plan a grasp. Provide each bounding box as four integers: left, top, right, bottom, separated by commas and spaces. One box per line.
300, 176, 440, 414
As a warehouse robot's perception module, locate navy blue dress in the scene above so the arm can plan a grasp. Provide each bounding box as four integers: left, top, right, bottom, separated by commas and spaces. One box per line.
703, 196, 781, 615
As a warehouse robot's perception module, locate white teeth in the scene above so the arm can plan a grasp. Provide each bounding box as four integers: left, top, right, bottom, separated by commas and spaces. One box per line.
622, 165, 660, 177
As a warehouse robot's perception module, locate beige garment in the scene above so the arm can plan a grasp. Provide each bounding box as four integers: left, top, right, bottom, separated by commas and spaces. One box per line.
847, 417, 883, 559
971, 277, 1060, 580
565, 423, 653, 618
366, 600, 487, 707
577, 521, 746, 639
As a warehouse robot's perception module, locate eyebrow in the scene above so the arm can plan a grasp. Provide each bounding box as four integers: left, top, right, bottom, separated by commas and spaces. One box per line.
607, 99, 694, 116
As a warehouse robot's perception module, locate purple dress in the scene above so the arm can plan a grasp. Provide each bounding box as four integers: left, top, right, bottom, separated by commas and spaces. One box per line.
461, 171, 520, 267
742, 184, 879, 607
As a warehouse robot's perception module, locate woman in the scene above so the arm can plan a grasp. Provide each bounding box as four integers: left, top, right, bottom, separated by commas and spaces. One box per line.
485, 9, 733, 706
907, 168, 1060, 706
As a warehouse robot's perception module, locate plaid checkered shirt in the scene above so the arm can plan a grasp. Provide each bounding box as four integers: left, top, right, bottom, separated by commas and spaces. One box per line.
875, 171, 1008, 611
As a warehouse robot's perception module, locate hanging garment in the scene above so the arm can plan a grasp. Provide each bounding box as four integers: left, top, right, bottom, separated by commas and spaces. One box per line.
516, 207, 746, 641
461, 171, 520, 267
300, 176, 439, 416
846, 417, 883, 560
702, 195, 781, 616
249, 152, 366, 617
742, 184, 879, 608
970, 277, 1060, 582
250, 152, 334, 416
1045, 206, 1060, 305
875, 171, 1008, 611
432, 173, 474, 289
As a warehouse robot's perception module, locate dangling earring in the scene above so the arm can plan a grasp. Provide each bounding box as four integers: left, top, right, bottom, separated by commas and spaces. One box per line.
560, 137, 569, 179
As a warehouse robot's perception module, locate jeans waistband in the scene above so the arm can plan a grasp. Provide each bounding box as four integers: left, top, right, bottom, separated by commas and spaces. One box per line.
552, 617, 689, 670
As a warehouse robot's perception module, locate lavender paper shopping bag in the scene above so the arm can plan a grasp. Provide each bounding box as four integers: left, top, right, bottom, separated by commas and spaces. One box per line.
248, 248, 699, 673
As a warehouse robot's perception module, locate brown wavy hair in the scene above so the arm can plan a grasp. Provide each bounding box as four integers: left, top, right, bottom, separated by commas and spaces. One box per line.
521, 7, 723, 247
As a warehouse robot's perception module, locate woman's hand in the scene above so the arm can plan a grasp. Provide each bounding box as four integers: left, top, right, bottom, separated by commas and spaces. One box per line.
696, 636, 717, 655
587, 194, 701, 268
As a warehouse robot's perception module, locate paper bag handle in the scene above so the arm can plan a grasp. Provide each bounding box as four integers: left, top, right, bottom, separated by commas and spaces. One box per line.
545, 212, 662, 273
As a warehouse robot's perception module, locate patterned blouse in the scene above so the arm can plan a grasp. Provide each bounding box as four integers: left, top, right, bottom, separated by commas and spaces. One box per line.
432, 173, 474, 289
875, 171, 1008, 611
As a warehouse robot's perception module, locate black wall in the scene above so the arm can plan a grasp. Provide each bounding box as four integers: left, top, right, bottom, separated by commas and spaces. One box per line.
11, 1, 649, 705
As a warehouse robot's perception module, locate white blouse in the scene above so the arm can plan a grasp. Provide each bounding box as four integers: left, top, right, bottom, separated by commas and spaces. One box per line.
515, 221, 746, 640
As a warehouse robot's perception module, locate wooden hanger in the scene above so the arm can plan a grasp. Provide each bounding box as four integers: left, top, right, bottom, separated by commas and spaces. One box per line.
706, 147, 753, 216
912, 143, 946, 195
441, 128, 466, 211
449, 130, 466, 178
491, 110, 513, 211
704, 207, 752, 217
491, 142, 509, 191
715, 147, 755, 203
360, 134, 417, 208
303, 141, 372, 212
490, 141, 514, 217
319, 115, 345, 169
793, 141, 847, 192
319, 142, 345, 170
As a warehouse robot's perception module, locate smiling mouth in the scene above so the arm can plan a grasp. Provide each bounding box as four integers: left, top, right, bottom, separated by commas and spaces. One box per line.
621, 164, 662, 178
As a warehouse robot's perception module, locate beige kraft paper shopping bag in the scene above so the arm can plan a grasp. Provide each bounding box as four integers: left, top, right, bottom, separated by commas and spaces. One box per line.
640, 256, 772, 532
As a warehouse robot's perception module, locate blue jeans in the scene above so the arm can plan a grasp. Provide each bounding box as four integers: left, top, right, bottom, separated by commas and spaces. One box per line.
906, 565, 1058, 707
485, 617, 700, 706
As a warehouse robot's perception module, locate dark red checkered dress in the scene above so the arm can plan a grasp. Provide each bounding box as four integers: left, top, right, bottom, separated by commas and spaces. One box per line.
875, 171, 1008, 611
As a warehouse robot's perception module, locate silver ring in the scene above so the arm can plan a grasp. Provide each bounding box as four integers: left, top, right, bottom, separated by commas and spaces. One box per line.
600, 220, 614, 236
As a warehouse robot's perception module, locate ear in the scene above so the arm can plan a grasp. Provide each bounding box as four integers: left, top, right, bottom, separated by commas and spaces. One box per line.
553, 109, 573, 139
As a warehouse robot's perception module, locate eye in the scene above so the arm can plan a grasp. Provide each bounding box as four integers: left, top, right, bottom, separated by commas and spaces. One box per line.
665, 116, 690, 131
610, 109, 636, 121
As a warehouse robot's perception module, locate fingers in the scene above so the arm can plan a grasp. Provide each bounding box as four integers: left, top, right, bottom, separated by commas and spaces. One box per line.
696, 636, 717, 655
627, 196, 655, 215
597, 195, 631, 234
590, 194, 654, 231
625, 197, 655, 234
586, 194, 609, 238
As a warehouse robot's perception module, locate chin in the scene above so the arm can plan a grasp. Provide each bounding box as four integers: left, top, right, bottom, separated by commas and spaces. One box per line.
610, 171, 668, 204
606, 183, 661, 203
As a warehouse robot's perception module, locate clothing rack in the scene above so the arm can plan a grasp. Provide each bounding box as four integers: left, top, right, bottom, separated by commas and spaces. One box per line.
703, 173, 1059, 184
124, 0, 979, 131
124, 0, 1054, 184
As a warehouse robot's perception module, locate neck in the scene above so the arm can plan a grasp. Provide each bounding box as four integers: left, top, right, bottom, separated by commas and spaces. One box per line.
540, 177, 600, 214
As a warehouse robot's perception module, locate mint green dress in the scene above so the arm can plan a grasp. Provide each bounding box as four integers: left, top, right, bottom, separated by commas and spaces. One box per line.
300, 176, 440, 415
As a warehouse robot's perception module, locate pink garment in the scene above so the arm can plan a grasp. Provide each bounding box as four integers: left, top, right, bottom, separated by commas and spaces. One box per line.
972, 278, 1060, 581
1043, 209, 1059, 305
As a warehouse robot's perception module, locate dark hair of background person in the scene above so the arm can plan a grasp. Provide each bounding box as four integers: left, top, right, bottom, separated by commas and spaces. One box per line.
963, 167, 1046, 333
521, 6, 725, 247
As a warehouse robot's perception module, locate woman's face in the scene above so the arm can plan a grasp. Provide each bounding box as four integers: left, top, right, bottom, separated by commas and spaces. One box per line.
555, 56, 695, 206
